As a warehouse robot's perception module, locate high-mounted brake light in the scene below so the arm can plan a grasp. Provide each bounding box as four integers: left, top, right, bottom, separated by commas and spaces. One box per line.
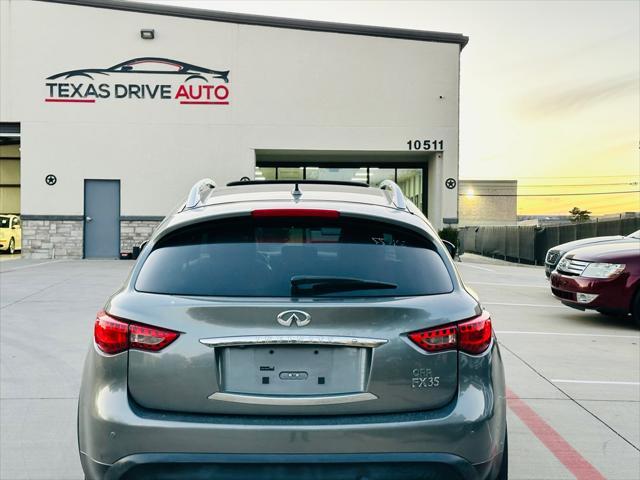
408, 311, 493, 355
251, 209, 340, 218
94, 310, 179, 355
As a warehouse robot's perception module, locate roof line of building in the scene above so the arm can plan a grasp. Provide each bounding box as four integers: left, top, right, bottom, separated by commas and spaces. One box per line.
39, 0, 469, 49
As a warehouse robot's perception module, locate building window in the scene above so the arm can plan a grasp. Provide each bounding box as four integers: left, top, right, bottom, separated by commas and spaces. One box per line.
256, 165, 427, 213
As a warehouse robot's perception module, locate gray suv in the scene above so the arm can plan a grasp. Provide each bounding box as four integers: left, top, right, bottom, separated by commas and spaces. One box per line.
78, 179, 507, 480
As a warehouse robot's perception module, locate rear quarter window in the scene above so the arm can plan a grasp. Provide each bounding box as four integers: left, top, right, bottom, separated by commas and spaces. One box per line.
135, 217, 454, 297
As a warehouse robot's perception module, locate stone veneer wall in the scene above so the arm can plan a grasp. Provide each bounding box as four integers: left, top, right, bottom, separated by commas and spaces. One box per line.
21, 219, 83, 259
21, 218, 163, 259
120, 219, 162, 253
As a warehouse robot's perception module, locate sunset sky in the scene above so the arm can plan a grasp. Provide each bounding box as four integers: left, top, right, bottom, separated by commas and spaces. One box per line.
139, 0, 640, 215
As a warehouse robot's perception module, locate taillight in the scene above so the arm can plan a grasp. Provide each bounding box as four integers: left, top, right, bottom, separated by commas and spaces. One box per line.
94, 311, 128, 354
251, 209, 340, 218
408, 325, 457, 352
458, 312, 493, 354
129, 323, 179, 352
408, 312, 492, 355
94, 310, 179, 355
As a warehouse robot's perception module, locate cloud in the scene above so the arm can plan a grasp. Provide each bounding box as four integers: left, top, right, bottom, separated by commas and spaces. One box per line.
518, 73, 639, 117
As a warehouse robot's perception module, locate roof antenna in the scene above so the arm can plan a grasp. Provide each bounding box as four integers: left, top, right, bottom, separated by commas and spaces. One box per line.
292, 182, 302, 201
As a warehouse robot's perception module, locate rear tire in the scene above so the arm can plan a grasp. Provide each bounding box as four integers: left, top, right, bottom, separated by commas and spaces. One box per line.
495, 432, 508, 480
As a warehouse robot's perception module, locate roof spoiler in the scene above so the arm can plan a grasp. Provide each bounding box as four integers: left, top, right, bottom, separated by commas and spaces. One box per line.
182, 177, 407, 211
184, 178, 216, 210
379, 180, 408, 210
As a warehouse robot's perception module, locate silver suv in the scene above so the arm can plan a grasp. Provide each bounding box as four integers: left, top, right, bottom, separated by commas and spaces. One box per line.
78, 179, 507, 480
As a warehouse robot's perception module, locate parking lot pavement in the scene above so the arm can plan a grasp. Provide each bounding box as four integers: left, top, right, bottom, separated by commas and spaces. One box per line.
1, 259, 134, 480
0, 253, 22, 263
1, 257, 639, 480
458, 254, 640, 479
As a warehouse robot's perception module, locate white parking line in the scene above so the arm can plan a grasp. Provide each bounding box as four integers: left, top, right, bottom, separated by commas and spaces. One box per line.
483, 302, 565, 308
0, 260, 67, 272
551, 379, 640, 386
467, 281, 548, 289
457, 263, 495, 272
496, 330, 640, 339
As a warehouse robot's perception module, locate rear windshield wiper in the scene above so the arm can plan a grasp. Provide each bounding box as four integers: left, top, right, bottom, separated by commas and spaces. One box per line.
291, 275, 398, 295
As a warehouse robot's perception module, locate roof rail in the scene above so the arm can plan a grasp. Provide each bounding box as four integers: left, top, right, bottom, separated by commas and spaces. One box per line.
379, 179, 407, 210
184, 178, 216, 209
226, 179, 368, 188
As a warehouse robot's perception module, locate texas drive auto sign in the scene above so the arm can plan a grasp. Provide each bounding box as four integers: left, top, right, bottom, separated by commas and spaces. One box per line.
44, 57, 230, 105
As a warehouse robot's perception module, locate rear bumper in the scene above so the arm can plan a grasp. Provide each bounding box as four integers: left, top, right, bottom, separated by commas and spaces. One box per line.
81, 451, 504, 480
78, 342, 506, 480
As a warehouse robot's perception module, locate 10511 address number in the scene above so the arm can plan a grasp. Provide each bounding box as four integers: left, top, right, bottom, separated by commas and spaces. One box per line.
407, 139, 444, 151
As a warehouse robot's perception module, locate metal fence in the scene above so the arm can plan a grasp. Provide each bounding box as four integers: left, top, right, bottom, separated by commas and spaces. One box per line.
458, 216, 640, 265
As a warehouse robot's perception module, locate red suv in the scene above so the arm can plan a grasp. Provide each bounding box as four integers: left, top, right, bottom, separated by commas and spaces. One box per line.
550, 240, 640, 326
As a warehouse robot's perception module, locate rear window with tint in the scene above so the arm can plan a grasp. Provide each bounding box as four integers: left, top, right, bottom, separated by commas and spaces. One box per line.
135, 217, 453, 297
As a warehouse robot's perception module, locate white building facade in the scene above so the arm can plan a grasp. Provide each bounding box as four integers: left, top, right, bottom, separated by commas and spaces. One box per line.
0, 0, 467, 258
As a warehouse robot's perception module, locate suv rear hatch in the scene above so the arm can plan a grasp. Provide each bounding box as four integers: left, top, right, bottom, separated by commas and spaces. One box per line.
122, 213, 475, 415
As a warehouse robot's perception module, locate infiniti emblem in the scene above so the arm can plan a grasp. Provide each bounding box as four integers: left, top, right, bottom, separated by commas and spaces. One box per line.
277, 310, 311, 327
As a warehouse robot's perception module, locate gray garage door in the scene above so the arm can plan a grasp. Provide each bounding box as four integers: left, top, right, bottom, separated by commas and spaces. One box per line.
84, 179, 120, 258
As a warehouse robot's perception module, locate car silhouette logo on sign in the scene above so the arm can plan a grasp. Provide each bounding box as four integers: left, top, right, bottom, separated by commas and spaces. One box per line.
277, 310, 311, 327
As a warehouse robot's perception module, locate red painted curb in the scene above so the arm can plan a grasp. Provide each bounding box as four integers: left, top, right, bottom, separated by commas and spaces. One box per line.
507, 388, 606, 480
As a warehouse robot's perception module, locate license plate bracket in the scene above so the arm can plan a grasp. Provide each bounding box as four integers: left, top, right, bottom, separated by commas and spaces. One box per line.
220, 345, 369, 396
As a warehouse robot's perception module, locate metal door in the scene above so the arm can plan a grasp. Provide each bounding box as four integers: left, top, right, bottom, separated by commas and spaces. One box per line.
84, 180, 120, 258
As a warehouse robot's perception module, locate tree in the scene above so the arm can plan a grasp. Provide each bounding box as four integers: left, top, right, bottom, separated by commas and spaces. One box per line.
569, 207, 591, 223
